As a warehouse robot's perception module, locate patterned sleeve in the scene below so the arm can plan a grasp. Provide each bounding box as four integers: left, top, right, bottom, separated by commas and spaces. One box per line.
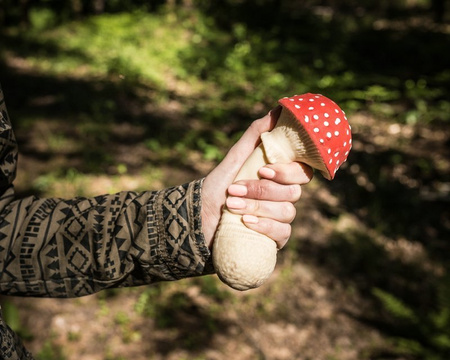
0, 85, 18, 202
0, 85, 215, 299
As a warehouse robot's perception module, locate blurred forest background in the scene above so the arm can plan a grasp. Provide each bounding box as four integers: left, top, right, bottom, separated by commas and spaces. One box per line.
0, 0, 449, 359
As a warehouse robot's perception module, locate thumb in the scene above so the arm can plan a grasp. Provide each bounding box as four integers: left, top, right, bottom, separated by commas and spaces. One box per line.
208, 106, 281, 188
201, 106, 281, 247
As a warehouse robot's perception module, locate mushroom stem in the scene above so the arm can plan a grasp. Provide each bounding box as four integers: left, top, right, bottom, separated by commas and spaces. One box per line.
213, 108, 311, 291
213, 144, 277, 291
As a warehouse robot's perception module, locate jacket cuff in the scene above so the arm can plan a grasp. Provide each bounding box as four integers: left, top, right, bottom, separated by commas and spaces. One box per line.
151, 178, 215, 279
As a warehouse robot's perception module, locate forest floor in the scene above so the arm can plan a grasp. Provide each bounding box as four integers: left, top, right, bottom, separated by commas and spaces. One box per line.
5, 105, 449, 360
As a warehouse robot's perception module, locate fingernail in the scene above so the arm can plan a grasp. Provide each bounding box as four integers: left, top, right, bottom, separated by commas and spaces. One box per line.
259, 166, 276, 179
243, 215, 259, 224
228, 184, 248, 196
226, 197, 246, 209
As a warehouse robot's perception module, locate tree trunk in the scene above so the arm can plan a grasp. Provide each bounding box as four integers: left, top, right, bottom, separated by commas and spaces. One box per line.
19, 0, 30, 28
71, 0, 83, 19
432, 0, 446, 23
92, 0, 105, 15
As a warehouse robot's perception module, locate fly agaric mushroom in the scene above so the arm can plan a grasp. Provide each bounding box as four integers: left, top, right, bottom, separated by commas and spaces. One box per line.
213, 93, 352, 291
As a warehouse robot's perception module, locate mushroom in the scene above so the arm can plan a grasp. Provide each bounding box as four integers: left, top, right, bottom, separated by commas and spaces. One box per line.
212, 93, 352, 291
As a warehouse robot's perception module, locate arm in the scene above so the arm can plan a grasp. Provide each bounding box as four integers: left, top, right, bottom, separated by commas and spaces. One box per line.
0, 181, 213, 298
0, 85, 212, 298
0, 84, 311, 299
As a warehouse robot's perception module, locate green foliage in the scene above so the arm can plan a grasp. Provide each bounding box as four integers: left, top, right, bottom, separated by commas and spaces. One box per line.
373, 288, 418, 323
1, 301, 21, 332
29, 7, 58, 31
3, 4, 449, 125
20, 11, 192, 88
1, 301, 33, 341
194, 276, 232, 302
134, 284, 165, 318
36, 339, 66, 360
135, 285, 221, 343
372, 278, 450, 359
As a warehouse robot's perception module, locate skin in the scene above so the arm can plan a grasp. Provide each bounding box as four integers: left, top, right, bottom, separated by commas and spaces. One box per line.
202, 107, 314, 250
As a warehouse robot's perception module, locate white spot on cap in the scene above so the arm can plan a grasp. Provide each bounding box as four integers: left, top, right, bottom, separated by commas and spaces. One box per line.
334, 152, 339, 157
314, 127, 319, 133
324, 121, 329, 126
295, 104, 301, 109
304, 115, 309, 123
308, 107, 314, 110
327, 149, 331, 154
327, 132, 332, 138
319, 139, 324, 143
320, 103, 325, 106
329, 159, 333, 164
335, 118, 341, 125
313, 115, 319, 120
324, 113, 329, 118
309, 98, 314, 102
335, 109, 339, 113
334, 131, 339, 136
336, 160, 340, 165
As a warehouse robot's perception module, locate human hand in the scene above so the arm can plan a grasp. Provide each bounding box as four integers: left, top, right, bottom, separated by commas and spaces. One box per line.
225, 162, 312, 250
201, 108, 313, 249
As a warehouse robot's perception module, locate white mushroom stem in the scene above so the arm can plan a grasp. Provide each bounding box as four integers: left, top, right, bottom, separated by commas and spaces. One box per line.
213, 108, 326, 291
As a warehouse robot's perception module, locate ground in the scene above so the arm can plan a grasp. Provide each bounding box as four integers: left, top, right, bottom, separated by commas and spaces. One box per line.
3, 109, 448, 360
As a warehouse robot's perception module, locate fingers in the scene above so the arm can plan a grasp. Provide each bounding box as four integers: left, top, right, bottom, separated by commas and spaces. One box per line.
241, 216, 291, 249
226, 195, 296, 249
225, 159, 311, 250
226, 197, 296, 223
201, 107, 281, 248
259, 162, 314, 185
228, 180, 302, 203
226, 180, 299, 250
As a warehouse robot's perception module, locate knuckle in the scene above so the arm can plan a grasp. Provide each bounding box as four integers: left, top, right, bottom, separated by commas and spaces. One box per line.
248, 199, 259, 214
249, 118, 266, 135
248, 181, 265, 199
259, 218, 271, 233
289, 184, 302, 201
281, 202, 296, 222
279, 223, 292, 241
262, 219, 275, 236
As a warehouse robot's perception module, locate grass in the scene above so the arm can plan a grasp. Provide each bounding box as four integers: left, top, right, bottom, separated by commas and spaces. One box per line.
22, 11, 191, 88
32, 165, 163, 198
3, 6, 449, 140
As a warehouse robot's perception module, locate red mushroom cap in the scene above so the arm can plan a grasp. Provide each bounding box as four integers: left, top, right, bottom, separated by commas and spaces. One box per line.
278, 93, 352, 180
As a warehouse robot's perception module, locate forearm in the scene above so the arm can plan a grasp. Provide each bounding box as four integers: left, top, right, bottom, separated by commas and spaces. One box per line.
0, 179, 214, 298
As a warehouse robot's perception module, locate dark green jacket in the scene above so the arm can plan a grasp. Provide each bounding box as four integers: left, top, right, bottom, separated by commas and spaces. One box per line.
0, 84, 214, 359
